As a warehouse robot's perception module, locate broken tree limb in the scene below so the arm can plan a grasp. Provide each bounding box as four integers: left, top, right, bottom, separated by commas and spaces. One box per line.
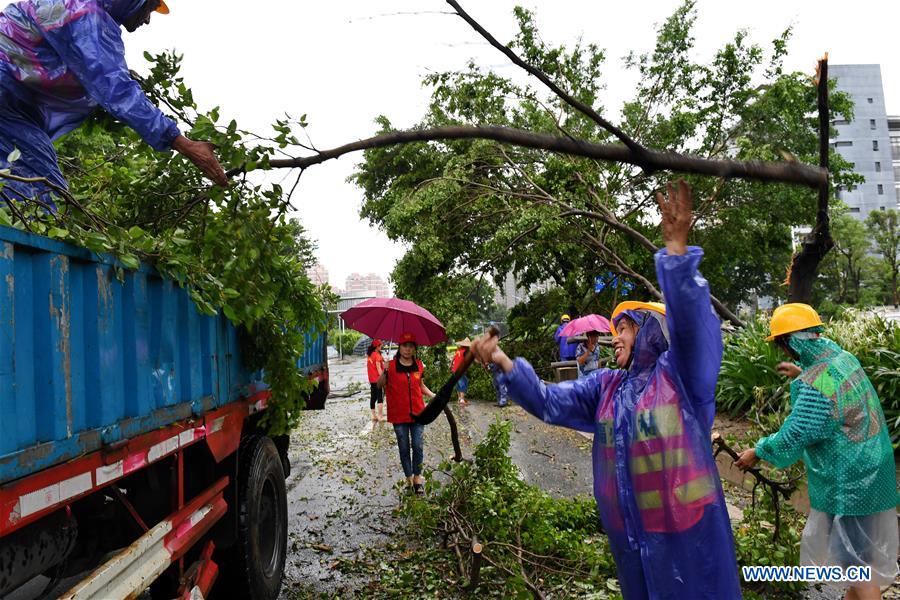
712, 432, 799, 541
228, 125, 827, 189
445, 0, 648, 161
467, 537, 483, 590
443, 406, 464, 462
787, 55, 834, 303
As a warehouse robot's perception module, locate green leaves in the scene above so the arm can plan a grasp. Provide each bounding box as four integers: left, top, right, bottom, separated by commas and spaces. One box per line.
359, 420, 615, 597
27, 49, 328, 436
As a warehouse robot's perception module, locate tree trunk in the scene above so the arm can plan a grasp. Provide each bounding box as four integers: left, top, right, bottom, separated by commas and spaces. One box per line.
787, 57, 834, 303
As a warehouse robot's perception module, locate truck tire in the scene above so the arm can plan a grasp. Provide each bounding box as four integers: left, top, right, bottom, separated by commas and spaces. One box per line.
228, 435, 288, 600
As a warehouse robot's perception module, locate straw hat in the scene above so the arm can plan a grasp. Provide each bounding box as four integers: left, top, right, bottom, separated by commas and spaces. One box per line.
455, 337, 473, 347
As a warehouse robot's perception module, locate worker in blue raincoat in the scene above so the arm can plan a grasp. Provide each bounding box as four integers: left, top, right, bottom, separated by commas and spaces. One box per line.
0, 0, 227, 209
554, 314, 578, 361
472, 180, 741, 599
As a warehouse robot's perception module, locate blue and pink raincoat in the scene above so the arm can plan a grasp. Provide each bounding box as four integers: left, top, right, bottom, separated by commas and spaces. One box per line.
0, 0, 179, 205
499, 247, 741, 599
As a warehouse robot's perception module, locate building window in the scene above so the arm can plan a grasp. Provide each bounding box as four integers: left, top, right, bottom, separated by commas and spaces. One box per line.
873, 140, 879, 151
849, 207, 861, 213
876, 161, 881, 172
833, 119, 849, 125
878, 184, 884, 195
870, 119, 877, 130
868, 97, 874, 103
834, 141, 853, 148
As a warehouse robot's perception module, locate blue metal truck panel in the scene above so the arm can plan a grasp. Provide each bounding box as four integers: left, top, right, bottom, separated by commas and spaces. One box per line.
0, 225, 256, 485
298, 330, 326, 375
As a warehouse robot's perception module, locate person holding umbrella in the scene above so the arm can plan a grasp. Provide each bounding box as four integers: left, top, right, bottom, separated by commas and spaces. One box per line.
452, 338, 473, 405
377, 332, 436, 495
470, 180, 740, 599
575, 330, 602, 378
558, 314, 610, 379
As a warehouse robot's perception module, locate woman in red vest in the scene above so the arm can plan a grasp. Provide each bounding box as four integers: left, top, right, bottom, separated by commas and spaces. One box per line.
377, 332, 435, 495
366, 339, 386, 421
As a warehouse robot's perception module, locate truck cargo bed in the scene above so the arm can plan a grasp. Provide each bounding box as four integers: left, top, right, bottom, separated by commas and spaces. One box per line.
0, 225, 253, 485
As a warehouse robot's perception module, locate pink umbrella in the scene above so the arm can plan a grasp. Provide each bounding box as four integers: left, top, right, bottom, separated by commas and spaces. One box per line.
559, 314, 611, 337
339, 297, 447, 346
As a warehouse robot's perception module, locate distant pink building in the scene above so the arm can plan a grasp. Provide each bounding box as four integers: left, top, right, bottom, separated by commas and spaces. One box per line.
306, 262, 330, 287
344, 272, 391, 298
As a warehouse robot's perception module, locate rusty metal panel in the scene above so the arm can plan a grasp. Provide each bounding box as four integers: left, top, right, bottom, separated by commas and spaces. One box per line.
0, 225, 249, 485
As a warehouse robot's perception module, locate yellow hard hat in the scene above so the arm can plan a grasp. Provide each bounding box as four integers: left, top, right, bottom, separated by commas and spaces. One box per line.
156, 0, 169, 14
561, 314, 571, 321
610, 301, 666, 336
766, 303, 823, 341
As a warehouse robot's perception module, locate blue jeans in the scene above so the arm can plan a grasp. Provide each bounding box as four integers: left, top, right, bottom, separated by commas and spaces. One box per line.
393, 423, 424, 478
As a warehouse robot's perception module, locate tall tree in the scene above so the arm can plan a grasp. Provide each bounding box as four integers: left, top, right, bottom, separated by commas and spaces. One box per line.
352, 2, 856, 326
818, 214, 873, 305
867, 209, 900, 307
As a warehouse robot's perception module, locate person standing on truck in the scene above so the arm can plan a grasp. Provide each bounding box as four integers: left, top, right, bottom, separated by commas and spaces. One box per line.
367, 339, 385, 421
378, 332, 435, 495
0, 0, 228, 210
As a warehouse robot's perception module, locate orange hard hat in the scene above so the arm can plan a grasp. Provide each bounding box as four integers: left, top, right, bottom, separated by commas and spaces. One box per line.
609, 301, 666, 336
766, 303, 823, 341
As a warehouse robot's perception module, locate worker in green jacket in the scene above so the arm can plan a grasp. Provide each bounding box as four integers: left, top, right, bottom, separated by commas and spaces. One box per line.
736, 303, 898, 600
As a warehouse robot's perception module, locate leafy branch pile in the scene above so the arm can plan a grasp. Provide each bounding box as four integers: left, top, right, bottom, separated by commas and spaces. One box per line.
0, 51, 323, 434
390, 420, 617, 598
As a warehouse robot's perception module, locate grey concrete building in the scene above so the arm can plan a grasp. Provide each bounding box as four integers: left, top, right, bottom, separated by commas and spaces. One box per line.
890, 115, 900, 206
830, 65, 897, 218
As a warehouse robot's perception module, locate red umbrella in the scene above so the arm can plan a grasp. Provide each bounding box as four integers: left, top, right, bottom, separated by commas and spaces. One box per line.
339, 297, 447, 346
559, 314, 611, 337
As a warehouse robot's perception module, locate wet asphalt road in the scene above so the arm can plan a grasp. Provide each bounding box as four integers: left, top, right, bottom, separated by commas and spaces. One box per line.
278, 355, 595, 598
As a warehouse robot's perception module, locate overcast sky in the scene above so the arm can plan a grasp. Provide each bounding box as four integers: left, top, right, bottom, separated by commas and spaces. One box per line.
124, 1, 900, 290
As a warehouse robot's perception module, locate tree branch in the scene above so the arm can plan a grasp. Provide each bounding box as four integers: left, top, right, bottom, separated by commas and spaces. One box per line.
445, 0, 647, 162
787, 55, 834, 302
227, 125, 827, 189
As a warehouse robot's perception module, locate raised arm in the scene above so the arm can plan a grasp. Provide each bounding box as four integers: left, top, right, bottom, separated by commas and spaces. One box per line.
654, 181, 723, 430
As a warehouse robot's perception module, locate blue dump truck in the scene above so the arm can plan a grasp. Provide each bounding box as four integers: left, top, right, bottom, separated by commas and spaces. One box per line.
0, 225, 328, 599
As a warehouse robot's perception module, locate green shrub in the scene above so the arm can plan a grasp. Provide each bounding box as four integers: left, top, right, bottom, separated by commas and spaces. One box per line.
333, 330, 362, 356
374, 420, 618, 597
733, 486, 806, 598
717, 315, 790, 416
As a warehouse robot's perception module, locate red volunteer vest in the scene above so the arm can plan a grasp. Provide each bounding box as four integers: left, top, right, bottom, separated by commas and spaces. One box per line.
385, 358, 426, 424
